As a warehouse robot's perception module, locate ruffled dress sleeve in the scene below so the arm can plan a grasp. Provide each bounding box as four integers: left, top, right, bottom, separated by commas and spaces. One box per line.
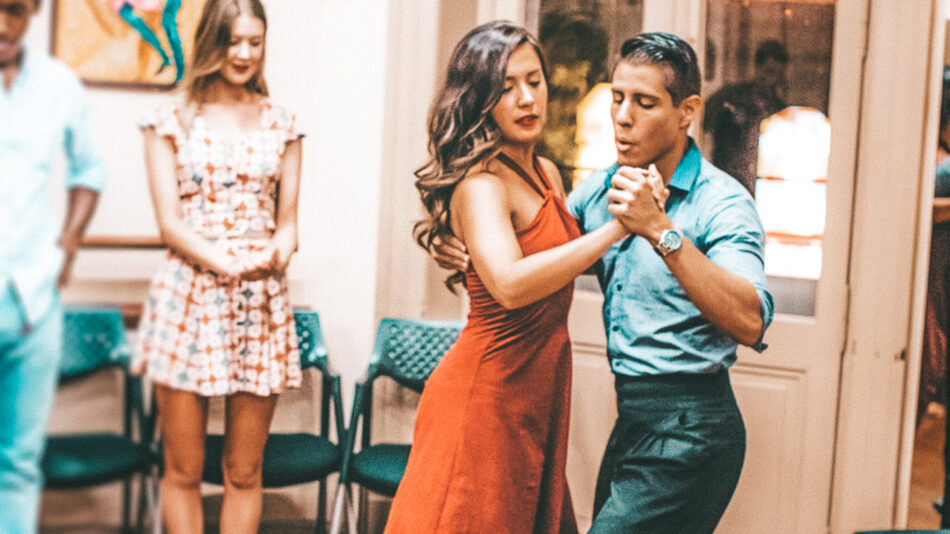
265, 101, 305, 153
283, 110, 305, 145
138, 103, 186, 145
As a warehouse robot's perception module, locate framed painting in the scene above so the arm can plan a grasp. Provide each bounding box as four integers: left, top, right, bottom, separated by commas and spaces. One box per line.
50, 0, 205, 89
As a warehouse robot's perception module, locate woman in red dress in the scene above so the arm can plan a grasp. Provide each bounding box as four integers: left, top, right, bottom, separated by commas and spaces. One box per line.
384, 21, 663, 533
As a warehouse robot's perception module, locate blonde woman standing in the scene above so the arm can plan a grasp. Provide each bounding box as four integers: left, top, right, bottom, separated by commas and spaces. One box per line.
133, 0, 303, 532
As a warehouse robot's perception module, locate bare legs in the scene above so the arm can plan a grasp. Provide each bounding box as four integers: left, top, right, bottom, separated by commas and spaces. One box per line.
220, 392, 279, 534
156, 386, 278, 534
156, 385, 208, 534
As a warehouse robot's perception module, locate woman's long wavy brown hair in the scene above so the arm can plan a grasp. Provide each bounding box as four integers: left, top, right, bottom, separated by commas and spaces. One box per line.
414, 21, 547, 290
179, 0, 269, 128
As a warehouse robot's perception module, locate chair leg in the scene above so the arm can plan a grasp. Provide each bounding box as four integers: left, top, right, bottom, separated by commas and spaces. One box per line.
315, 479, 328, 534
329, 483, 345, 534
345, 488, 357, 534
122, 479, 132, 533
357, 488, 368, 534
329, 482, 356, 534
148, 474, 161, 534
136, 474, 147, 532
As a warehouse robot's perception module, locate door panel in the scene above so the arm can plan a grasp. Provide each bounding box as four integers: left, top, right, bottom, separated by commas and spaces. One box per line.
722, 365, 808, 531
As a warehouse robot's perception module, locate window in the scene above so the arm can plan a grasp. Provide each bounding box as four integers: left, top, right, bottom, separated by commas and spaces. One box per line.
703, 0, 835, 315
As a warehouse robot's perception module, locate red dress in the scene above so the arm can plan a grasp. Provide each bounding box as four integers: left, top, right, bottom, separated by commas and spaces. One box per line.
385, 159, 580, 534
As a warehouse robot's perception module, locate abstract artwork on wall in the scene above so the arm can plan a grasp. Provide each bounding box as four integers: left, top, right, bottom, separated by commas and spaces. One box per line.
51, 0, 205, 88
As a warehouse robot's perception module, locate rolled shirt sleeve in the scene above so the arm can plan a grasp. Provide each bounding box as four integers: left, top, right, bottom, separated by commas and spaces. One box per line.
63, 78, 106, 192
700, 192, 774, 351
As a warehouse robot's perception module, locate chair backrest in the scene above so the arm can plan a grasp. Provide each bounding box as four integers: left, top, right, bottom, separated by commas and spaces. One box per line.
293, 308, 330, 373
368, 318, 463, 392
291, 308, 346, 441
61, 307, 131, 383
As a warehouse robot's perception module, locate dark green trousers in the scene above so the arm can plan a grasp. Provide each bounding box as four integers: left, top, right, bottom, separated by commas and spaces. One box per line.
589, 370, 746, 534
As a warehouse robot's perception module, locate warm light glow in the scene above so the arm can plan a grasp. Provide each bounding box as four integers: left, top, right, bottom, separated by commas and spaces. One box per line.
756, 107, 831, 280
573, 83, 616, 186
758, 107, 830, 182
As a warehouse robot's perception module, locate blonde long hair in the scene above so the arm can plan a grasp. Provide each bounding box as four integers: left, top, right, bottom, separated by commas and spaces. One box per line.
179, 0, 268, 127
413, 21, 546, 290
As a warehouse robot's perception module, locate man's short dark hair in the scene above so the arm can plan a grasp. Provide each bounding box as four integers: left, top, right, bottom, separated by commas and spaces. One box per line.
754, 40, 789, 66
617, 32, 701, 106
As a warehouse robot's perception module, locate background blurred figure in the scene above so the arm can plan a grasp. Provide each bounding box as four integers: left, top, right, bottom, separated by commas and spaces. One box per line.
0, 0, 106, 532
703, 39, 789, 195
919, 69, 950, 429
537, 12, 607, 190
922, 66, 950, 530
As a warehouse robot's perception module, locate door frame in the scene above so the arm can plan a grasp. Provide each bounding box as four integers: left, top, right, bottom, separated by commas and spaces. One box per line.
831, 0, 939, 531
895, 2, 945, 528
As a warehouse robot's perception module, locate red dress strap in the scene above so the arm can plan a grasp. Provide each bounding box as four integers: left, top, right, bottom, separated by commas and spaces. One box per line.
495, 152, 550, 197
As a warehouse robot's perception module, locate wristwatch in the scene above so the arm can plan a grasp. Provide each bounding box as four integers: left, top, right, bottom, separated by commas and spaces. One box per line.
655, 228, 683, 257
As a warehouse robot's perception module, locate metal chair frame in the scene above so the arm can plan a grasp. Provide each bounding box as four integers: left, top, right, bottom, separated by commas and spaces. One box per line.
330, 317, 463, 534
43, 306, 159, 533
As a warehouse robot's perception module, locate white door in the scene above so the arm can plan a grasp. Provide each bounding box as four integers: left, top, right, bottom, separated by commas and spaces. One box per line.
561, 1, 867, 532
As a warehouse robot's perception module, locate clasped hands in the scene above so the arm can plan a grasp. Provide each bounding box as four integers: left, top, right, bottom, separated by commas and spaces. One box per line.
219, 244, 286, 282
607, 163, 670, 239
431, 164, 671, 273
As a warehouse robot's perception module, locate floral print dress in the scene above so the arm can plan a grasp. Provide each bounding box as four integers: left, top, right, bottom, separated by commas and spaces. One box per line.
133, 98, 303, 397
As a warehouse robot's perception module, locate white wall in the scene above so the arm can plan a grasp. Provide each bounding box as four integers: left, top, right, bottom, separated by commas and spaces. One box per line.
29, 0, 391, 528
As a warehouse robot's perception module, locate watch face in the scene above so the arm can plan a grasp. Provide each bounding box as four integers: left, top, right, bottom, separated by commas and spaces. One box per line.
667, 230, 682, 248
663, 229, 682, 250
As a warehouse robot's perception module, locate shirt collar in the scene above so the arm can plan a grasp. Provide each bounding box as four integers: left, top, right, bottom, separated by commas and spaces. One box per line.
10, 46, 36, 90
668, 137, 702, 192
601, 137, 702, 193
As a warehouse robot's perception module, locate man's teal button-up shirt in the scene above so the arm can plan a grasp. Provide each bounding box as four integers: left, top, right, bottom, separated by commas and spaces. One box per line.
566, 140, 773, 376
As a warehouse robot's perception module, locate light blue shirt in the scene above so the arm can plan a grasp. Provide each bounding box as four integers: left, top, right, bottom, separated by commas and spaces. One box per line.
936, 155, 950, 198
566, 139, 773, 376
0, 48, 106, 325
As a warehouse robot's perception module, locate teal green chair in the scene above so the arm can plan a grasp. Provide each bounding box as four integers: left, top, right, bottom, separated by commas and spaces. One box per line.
330, 318, 463, 534
198, 309, 346, 533
43, 306, 157, 534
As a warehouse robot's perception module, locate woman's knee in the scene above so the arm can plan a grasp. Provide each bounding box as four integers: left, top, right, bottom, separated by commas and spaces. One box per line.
163, 454, 204, 489
222, 455, 263, 490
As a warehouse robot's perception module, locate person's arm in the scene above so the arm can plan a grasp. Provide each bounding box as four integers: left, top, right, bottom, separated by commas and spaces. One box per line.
57, 188, 99, 287
59, 80, 107, 287
434, 164, 666, 275
453, 172, 627, 309
267, 137, 302, 273
934, 197, 950, 224
142, 128, 241, 276
608, 168, 764, 346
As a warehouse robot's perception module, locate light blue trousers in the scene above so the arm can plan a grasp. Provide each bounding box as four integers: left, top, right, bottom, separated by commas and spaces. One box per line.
0, 284, 62, 534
